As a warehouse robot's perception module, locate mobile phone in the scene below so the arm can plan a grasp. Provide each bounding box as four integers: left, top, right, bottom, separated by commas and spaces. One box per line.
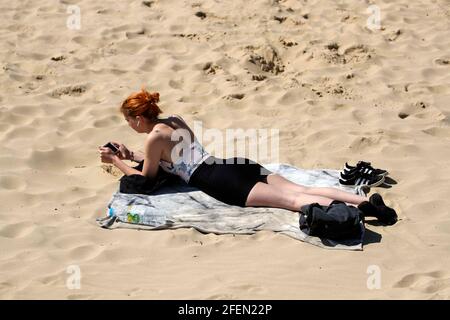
103, 142, 119, 154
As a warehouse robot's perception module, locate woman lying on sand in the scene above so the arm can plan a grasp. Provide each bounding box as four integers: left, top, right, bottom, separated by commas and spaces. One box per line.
99, 87, 397, 225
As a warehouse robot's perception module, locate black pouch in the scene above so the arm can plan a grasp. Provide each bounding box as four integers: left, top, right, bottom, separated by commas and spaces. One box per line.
299, 200, 364, 240
119, 161, 179, 195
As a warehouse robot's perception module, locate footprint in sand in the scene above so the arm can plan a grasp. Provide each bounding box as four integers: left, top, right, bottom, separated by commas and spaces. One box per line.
49, 85, 88, 98
385, 29, 402, 42
434, 58, 450, 66
93, 115, 122, 128
61, 107, 89, 121
125, 28, 146, 39
5, 126, 40, 140
1, 112, 32, 126
140, 57, 160, 72
246, 45, 285, 75
343, 45, 373, 63
349, 136, 382, 151
27, 146, 83, 171
223, 93, 245, 101
202, 62, 222, 75
53, 234, 89, 250
71, 36, 92, 46
422, 127, 450, 138
393, 271, 450, 295
69, 244, 104, 261
0, 222, 35, 239
37, 273, 63, 286
321, 43, 373, 65
398, 101, 445, 121
0, 175, 26, 191
12, 105, 44, 117
168, 79, 184, 90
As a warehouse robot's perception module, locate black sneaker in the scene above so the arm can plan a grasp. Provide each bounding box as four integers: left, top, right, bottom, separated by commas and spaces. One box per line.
345, 161, 371, 170
340, 169, 367, 180
343, 161, 388, 177
339, 172, 385, 187
340, 167, 381, 180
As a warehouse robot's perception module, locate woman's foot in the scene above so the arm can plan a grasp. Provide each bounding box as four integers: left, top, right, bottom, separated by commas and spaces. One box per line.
357, 193, 398, 225
369, 193, 386, 207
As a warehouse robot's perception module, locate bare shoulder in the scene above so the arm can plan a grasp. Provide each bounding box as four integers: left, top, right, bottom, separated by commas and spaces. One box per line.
145, 130, 166, 148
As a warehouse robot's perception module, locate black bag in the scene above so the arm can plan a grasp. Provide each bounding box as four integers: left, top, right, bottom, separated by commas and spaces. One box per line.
119, 161, 179, 195
299, 200, 364, 240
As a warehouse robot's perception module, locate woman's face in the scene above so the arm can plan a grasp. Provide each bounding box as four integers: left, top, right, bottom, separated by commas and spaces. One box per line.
124, 115, 140, 132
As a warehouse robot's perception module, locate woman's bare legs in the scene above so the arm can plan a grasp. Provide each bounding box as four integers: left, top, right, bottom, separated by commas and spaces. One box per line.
245, 182, 339, 210
266, 173, 368, 205
245, 174, 397, 225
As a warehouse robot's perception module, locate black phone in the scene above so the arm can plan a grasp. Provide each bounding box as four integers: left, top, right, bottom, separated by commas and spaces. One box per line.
103, 142, 119, 154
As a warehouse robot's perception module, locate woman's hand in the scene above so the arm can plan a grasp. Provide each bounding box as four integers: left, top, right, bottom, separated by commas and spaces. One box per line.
110, 141, 133, 160
98, 146, 119, 164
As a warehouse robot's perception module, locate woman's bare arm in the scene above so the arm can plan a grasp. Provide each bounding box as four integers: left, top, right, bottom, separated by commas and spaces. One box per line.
132, 150, 145, 162
112, 157, 144, 176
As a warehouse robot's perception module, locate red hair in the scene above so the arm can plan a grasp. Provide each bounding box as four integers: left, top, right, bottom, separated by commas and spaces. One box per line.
120, 86, 162, 120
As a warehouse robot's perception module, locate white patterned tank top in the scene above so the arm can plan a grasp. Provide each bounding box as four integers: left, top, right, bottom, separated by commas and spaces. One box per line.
159, 118, 210, 183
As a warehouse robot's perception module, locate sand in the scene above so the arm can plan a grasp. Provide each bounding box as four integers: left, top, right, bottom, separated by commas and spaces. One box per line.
0, 0, 449, 299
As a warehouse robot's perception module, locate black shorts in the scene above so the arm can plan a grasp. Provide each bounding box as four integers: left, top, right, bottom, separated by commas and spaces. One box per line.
188, 156, 273, 207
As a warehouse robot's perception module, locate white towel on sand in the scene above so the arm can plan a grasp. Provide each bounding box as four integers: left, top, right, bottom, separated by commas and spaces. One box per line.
97, 163, 367, 251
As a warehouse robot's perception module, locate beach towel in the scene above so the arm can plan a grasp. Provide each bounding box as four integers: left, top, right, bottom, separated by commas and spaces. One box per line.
96, 163, 367, 251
